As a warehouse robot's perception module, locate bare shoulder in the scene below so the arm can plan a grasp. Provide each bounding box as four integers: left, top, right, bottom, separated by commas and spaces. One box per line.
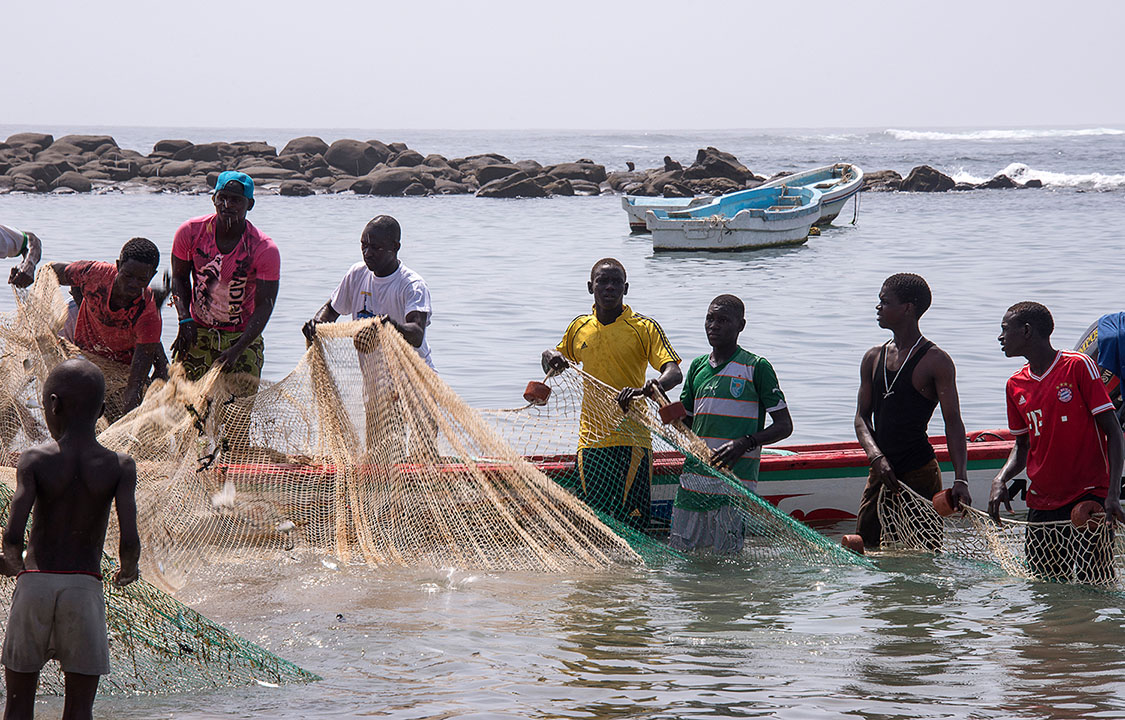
923, 343, 957, 370
860, 345, 882, 368
16, 442, 55, 471
115, 451, 137, 478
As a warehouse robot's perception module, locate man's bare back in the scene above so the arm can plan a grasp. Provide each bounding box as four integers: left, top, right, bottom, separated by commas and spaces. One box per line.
10, 443, 137, 578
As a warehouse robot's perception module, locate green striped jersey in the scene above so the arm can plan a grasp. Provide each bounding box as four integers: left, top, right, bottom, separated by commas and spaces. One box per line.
679, 348, 786, 496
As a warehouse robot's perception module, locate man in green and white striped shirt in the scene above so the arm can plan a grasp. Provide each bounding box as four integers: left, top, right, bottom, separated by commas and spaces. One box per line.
671, 294, 794, 553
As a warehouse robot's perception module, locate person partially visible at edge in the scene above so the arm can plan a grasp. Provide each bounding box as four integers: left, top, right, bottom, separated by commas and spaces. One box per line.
671, 295, 793, 553
989, 302, 1125, 581
541, 258, 682, 529
170, 171, 280, 389
50, 237, 167, 417
1, 359, 140, 720
302, 215, 433, 368
854, 273, 970, 550
0, 223, 42, 289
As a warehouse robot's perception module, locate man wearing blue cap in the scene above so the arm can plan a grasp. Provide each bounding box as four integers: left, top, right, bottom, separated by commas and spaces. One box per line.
170, 171, 280, 387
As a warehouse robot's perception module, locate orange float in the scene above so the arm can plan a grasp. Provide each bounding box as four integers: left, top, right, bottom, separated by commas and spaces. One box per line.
841, 534, 865, 554
1070, 500, 1105, 530
523, 381, 552, 406
932, 488, 958, 517
659, 401, 687, 425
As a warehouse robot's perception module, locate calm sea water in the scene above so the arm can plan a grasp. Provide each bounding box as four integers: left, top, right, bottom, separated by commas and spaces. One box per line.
3, 126, 1125, 719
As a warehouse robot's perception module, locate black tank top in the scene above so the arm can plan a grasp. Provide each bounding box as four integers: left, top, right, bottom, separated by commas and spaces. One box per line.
872, 339, 937, 474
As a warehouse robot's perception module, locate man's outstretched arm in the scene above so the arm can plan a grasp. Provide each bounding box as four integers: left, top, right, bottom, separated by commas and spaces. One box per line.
122, 343, 160, 413
381, 310, 428, 348
9, 232, 42, 287
302, 300, 341, 343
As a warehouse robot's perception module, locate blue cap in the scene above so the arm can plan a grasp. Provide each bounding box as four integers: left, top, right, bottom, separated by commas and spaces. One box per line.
214, 170, 254, 200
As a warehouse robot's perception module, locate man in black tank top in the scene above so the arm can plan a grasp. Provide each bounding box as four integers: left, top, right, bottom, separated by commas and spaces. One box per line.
853, 274, 971, 549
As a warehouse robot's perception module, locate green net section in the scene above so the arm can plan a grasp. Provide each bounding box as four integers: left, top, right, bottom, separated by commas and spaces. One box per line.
483, 368, 873, 569
878, 484, 1124, 587
0, 474, 319, 695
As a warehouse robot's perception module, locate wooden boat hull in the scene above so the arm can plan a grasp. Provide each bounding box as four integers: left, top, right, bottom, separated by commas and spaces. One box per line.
535, 429, 1016, 525
194, 430, 1018, 531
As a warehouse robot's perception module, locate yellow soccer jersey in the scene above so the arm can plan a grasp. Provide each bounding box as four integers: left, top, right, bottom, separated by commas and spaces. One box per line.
557, 304, 681, 449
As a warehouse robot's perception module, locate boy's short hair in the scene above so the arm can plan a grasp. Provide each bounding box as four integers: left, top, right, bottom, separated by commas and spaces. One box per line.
363, 215, 402, 245
709, 294, 745, 319
590, 258, 627, 282
119, 237, 159, 269
882, 273, 932, 316
44, 359, 105, 421
1006, 301, 1054, 338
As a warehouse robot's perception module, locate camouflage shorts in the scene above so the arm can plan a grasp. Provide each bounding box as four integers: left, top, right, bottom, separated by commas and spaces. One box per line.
179, 327, 264, 387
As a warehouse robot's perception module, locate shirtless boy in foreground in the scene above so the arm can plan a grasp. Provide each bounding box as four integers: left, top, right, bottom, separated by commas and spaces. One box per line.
1, 359, 140, 720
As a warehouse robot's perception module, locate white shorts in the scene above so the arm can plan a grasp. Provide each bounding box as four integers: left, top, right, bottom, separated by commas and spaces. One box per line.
669, 504, 746, 555
2, 572, 110, 676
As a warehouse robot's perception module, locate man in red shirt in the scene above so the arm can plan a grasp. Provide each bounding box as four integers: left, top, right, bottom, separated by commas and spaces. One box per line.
989, 301, 1125, 581
51, 238, 165, 418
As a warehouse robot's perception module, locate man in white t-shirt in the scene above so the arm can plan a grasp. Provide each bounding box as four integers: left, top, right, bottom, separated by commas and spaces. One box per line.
0, 224, 42, 288
303, 215, 434, 454
302, 215, 432, 366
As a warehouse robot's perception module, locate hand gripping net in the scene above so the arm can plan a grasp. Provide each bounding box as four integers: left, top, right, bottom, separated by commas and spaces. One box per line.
0, 472, 319, 696
878, 484, 1124, 587
484, 368, 873, 568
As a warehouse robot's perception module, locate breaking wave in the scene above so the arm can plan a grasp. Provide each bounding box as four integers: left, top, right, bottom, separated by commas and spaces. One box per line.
886, 127, 1124, 142
949, 163, 1125, 190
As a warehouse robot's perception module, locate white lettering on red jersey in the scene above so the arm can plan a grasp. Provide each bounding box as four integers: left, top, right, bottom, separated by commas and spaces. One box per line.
1005, 351, 1115, 510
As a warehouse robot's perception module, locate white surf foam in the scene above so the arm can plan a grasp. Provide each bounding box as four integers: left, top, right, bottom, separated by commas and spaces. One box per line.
949, 162, 1125, 190
886, 127, 1125, 142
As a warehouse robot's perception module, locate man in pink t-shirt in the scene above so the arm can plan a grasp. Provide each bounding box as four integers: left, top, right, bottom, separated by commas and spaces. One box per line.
990, 301, 1125, 582
50, 237, 165, 417
170, 171, 280, 388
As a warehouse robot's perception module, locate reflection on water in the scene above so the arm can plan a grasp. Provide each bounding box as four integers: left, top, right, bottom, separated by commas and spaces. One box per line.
22, 525, 1125, 720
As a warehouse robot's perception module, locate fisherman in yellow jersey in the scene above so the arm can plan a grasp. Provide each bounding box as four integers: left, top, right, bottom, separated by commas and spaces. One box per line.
542, 258, 682, 528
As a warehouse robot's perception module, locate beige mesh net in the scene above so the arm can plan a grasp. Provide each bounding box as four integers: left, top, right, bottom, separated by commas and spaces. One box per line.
1, 271, 641, 587
878, 484, 1124, 587
0, 470, 318, 695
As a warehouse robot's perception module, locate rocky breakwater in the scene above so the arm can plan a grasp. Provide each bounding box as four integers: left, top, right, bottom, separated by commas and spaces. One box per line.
861, 165, 1044, 193
0, 132, 1045, 198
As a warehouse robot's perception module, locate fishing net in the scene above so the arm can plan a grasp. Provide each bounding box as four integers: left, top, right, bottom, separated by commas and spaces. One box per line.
483, 368, 873, 568
0, 271, 641, 587
0, 471, 319, 696
878, 484, 1124, 587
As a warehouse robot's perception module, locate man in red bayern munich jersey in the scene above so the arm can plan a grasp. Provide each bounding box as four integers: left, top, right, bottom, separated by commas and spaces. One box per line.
989, 301, 1125, 582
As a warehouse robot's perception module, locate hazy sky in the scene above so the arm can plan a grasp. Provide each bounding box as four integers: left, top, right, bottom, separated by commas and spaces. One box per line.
5, 0, 1122, 130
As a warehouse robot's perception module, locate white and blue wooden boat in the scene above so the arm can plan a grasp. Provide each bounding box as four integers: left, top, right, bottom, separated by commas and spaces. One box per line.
644, 185, 822, 251
760, 163, 863, 225
621, 195, 713, 233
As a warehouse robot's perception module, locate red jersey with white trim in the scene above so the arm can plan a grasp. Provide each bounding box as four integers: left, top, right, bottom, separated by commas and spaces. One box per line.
1005, 351, 1115, 510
